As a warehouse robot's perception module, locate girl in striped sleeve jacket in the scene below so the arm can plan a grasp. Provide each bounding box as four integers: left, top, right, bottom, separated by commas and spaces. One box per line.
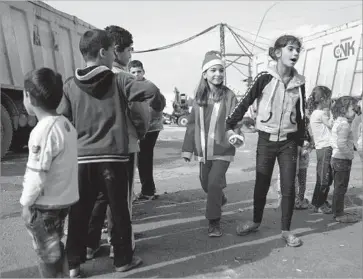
182, 51, 241, 237
226, 35, 307, 247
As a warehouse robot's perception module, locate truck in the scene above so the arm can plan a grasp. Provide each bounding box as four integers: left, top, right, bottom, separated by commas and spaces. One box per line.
0, 0, 95, 158
251, 20, 362, 99
165, 87, 191, 127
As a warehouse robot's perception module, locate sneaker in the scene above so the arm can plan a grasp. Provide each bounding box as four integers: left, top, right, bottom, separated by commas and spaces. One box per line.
315, 204, 332, 214
86, 246, 100, 260
115, 256, 143, 272
324, 200, 332, 208
222, 194, 228, 206
69, 266, 81, 278
208, 220, 222, 237
137, 193, 158, 201
334, 213, 359, 223
295, 198, 309, 210
109, 245, 114, 259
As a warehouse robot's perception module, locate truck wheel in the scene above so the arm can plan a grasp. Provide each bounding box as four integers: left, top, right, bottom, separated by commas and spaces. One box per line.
177, 115, 188, 127
1, 105, 13, 158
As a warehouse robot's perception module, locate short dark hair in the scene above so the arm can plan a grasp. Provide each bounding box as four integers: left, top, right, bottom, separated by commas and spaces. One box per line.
128, 60, 144, 71
269, 35, 302, 61
104, 25, 133, 52
79, 29, 114, 60
24, 68, 63, 110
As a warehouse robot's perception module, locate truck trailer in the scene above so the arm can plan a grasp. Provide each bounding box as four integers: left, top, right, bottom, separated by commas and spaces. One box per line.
251, 20, 362, 99
0, 0, 95, 158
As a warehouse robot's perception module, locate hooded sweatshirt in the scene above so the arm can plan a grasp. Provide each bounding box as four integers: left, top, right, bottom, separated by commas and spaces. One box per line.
226, 64, 306, 146
58, 65, 158, 164
112, 62, 140, 153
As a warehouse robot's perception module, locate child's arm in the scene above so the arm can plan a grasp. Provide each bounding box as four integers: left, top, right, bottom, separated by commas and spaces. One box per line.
20, 128, 62, 208
336, 122, 353, 158
181, 105, 196, 161
321, 110, 333, 129
116, 73, 152, 139
57, 81, 73, 122
226, 73, 270, 131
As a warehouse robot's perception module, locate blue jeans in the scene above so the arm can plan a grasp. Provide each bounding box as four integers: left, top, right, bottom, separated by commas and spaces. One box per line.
331, 158, 352, 217
254, 135, 298, 231
25, 207, 69, 278
311, 147, 333, 207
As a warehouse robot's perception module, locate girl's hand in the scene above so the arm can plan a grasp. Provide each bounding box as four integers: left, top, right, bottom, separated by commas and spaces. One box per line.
183, 157, 190, 162
229, 133, 245, 148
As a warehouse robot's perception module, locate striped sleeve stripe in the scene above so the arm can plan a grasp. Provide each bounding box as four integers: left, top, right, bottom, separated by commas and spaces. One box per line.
78, 155, 130, 164
226, 71, 269, 119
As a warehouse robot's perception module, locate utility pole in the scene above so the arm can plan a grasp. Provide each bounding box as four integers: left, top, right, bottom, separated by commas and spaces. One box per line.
219, 23, 226, 84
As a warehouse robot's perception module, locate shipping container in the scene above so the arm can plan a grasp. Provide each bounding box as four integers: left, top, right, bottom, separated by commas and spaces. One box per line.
0, 0, 95, 157
252, 20, 362, 99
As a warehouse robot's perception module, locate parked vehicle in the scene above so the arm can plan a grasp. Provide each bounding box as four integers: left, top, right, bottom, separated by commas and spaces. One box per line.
0, 0, 95, 158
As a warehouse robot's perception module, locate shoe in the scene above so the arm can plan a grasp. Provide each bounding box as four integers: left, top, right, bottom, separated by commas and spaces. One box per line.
334, 213, 359, 223
222, 194, 228, 206
208, 220, 222, 237
115, 256, 143, 272
137, 193, 158, 201
314, 204, 332, 214
69, 266, 81, 278
109, 245, 114, 259
86, 246, 100, 260
324, 200, 332, 208
281, 232, 302, 247
295, 198, 308, 210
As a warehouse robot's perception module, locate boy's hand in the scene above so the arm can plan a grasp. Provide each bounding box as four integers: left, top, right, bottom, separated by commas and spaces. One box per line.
22, 206, 32, 223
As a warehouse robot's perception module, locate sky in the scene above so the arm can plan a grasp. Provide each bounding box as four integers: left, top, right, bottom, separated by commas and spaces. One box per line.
45, 0, 362, 102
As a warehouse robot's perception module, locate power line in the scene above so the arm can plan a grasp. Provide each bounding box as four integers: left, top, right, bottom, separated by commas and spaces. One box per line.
226, 25, 266, 52
252, 2, 279, 53
226, 25, 252, 57
226, 25, 272, 42
133, 23, 219, 53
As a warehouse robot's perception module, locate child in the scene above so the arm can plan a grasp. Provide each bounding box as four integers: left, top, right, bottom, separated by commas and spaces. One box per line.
128, 60, 166, 201
57, 29, 158, 276
226, 35, 307, 247
20, 68, 79, 278
308, 86, 334, 214
330, 96, 359, 223
182, 51, 241, 237
86, 25, 139, 260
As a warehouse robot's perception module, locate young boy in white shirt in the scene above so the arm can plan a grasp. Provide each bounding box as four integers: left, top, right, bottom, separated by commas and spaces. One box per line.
20, 67, 79, 278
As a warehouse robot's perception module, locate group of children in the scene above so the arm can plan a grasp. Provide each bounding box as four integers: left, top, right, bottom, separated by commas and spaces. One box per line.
19, 27, 362, 278
182, 34, 362, 248
20, 26, 165, 278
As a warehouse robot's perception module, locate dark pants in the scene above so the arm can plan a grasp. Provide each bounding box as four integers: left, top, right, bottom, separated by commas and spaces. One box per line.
25, 208, 69, 278
311, 147, 333, 207
66, 162, 133, 269
254, 136, 298, 231
107, 154, 136, 250
331, 158, 352, 217
87, 191, 108, 250
138, 131, 160, 196
199, 160, 230, 220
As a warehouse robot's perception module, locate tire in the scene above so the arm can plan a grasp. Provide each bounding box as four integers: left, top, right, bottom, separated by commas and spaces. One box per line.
177, 115, 188, 127
1, 105, 13, 158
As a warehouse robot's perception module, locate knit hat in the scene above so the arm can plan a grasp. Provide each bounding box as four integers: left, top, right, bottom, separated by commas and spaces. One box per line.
202, 51, 225, 72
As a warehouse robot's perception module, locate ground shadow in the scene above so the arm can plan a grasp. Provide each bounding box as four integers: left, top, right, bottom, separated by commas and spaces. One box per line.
2, 180, 361, 278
